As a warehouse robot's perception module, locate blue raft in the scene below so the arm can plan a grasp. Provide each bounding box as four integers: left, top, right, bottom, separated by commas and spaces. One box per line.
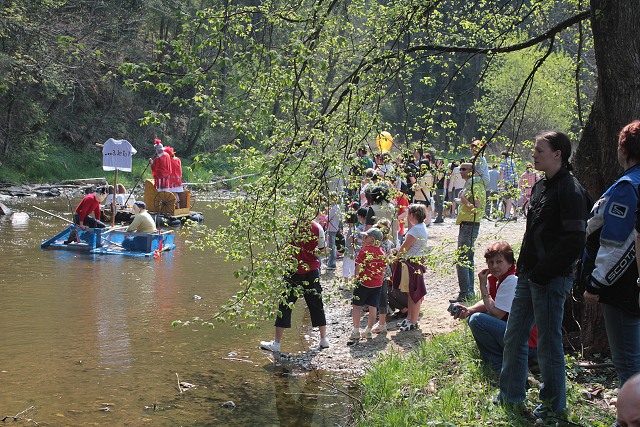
41, 225, 175, 257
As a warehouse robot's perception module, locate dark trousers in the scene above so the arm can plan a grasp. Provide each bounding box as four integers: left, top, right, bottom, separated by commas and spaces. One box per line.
275, 269, 327, 328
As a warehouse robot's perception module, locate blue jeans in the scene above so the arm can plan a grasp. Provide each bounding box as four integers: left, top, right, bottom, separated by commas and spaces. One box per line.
469, 313, 538, 373
468, 313, 507, 372
602, 303, 640, 387
498, 274, 573, 415
327, 231, 337, 268
456, 222, 480, 297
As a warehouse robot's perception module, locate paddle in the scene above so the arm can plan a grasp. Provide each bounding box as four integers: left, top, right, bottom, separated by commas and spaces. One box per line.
32, 206, 73, 224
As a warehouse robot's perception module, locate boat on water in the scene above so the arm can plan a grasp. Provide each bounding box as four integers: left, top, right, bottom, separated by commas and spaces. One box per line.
41, 225, 175, 257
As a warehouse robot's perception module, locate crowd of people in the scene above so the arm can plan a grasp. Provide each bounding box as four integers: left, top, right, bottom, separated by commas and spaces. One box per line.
259, 121, 640, 424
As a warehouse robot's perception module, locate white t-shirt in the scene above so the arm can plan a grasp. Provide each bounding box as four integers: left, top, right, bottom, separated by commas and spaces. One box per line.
102, 138, 137, 172
493, 274, 517, 313
403, 222, 428, 258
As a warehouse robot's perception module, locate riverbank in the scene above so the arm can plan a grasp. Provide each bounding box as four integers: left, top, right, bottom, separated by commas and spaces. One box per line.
267, 216, 529, 379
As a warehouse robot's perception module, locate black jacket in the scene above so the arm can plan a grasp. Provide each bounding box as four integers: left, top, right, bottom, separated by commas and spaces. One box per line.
516, 167, 590, 285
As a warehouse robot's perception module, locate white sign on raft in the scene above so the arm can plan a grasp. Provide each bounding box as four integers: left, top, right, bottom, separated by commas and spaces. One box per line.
102, 138, 137, 172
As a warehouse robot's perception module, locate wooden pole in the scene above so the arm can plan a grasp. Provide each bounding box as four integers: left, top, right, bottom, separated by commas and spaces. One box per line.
111, 168, 118, 227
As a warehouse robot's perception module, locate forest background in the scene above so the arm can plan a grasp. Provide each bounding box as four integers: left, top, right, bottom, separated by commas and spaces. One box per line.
1, 0, 639, 350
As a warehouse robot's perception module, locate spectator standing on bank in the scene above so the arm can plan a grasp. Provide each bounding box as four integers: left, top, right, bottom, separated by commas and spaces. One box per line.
486, 164, 500, 217
450, 162, 485, 303
447, 162, 465, 217
583, 119, 640, 387
471, 139, 490, 187
260, 219, 330, 352
433, 158, 446, 223
518, 163, 539, 209
499, 150, 518, 220
497, 131, 590, 422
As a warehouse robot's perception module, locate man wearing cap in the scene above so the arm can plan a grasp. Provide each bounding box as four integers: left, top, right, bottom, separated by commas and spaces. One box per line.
450, 162, 486, 302
150, 138, 172, 191
64, 186, 108, 244
126, 201, 157, 233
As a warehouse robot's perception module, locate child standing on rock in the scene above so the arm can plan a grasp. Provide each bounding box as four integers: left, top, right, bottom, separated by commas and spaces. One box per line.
348, 227, 386, 344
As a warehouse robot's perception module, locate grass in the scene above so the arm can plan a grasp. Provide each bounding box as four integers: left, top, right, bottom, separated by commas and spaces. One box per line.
354, 327, 616, 426
0, 146, 238, 186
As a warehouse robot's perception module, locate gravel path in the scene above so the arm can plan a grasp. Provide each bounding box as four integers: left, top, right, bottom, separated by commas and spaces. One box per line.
272, 216, 527, 379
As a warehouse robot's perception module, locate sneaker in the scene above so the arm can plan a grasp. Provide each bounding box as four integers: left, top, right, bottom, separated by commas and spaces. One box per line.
319, 337, 330, 349
434, 218, 444, 223
399, 322, 418, 331
397, 318, 408, 328
325, 266, 336, 271
449, 294, 464, 303
259, 340, 280, 352
361, 327, 372, 339
347, 328, 360, 344
371, 322, 387, 333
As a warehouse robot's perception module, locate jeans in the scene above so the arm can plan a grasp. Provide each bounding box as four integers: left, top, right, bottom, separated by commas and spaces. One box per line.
456, 222, 480, 297
327, 231, 337, 268
468, 313, 507, 372
602, 303, 640, 387
499, 274, 573, 415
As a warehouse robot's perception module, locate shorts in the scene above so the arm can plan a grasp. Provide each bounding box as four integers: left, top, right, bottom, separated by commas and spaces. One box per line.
352, 285, 382, 307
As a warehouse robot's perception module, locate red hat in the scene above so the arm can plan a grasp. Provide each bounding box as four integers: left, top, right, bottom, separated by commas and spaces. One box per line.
154, 138, 162, 145
164, 146, 175, 156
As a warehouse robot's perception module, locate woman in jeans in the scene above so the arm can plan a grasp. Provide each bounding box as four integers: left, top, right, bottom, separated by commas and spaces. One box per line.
583, 120, 640, 387
497, 131, 590, 421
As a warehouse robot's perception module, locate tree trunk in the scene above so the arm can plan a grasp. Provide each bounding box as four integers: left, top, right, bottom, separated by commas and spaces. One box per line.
572, 0, 640, 354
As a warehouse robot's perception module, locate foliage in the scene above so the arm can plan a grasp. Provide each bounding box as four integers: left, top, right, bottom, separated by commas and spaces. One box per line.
355, 328, 615, 426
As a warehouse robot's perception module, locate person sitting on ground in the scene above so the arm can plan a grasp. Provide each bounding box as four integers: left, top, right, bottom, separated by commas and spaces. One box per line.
452, 241, 537, 373
126, 201, 157, 233
65, 186, 108, 244
616, 371, 640, 427
348, 227, 387, 344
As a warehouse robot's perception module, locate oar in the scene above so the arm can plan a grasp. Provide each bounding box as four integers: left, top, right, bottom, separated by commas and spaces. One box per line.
123, 160, 151, 207
32, 206, 73, 224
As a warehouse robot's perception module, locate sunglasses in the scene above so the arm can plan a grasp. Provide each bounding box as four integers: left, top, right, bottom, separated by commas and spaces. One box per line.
459, 167, 469, 171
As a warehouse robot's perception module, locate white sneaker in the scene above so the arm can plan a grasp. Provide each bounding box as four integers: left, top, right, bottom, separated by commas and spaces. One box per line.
361, 327, 372, 339
371, 322, 387, 333
319, 337, 330, 348
259, 340, 280, 352
397, 319, 408, 328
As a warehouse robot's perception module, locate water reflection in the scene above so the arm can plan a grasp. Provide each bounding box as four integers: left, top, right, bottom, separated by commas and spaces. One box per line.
0, 198, 351, 426
274, 367, 321, 427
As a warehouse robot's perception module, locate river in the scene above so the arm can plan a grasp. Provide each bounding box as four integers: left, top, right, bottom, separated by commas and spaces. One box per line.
0, 198, 351, 426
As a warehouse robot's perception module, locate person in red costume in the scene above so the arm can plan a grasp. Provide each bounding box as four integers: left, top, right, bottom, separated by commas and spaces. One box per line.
164, 146, 184, 207
150, 138, 171, 191
64, 186, 108, 244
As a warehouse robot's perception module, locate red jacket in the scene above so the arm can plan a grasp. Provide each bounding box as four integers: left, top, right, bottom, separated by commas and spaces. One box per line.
170, 156, 183, 188
75, 193, 101, 223
151, 152, 172, 188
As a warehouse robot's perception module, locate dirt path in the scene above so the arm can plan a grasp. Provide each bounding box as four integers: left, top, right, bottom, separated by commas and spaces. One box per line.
274, 216, 527, 379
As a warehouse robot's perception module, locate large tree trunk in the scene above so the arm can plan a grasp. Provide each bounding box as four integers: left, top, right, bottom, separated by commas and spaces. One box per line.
573, 0, 640, 355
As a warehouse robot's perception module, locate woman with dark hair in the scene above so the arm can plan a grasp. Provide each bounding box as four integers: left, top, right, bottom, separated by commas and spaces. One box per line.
452, 242, 537, 373
497, 131, 590, 422
583, 119, 640, 387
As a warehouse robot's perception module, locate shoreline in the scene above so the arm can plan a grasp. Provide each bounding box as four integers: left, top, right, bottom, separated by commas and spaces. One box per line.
264, 217, 527, 380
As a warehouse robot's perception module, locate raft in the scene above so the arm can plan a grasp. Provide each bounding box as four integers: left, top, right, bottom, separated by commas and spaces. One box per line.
40, 225, 175, 257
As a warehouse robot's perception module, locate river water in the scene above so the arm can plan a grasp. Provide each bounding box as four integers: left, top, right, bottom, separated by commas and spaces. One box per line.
0, 198, 351, 426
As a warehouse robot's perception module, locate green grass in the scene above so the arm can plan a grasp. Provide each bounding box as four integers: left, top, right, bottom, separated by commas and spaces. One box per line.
0, 146, 238, 186
354, 327, 616, 426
